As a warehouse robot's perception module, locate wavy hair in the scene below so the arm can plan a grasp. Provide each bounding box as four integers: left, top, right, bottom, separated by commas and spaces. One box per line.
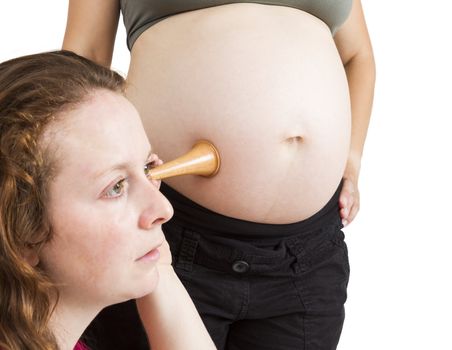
0, 51, 125, 349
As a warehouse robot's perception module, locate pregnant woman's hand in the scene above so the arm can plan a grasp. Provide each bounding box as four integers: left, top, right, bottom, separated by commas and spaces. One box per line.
339, 177, 360, 227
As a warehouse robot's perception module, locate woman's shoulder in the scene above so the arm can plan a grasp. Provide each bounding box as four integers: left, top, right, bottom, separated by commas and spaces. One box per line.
74, 341, 90, 350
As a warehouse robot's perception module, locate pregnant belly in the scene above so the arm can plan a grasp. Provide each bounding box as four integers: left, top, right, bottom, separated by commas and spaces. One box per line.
126, 3, 351, 223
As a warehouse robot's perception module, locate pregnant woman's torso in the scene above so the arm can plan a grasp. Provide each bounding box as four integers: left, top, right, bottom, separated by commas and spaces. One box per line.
125, 3, 351, 224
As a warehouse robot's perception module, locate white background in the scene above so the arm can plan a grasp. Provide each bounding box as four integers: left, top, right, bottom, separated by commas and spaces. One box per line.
1, 1, 451, 349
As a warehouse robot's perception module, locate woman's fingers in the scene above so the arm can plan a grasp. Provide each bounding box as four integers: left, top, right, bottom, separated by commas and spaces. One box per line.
339, 177, 360, 226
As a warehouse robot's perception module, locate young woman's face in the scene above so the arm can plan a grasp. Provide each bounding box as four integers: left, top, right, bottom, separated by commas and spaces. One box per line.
39, 90, 173, 306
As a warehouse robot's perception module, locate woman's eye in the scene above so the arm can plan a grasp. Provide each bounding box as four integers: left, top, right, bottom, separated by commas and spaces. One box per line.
144, 161, 157, 178
104, 179, 126, 198
144, 160, 161, 188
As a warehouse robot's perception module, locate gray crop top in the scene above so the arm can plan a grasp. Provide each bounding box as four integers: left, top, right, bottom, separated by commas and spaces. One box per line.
120, 0, 353, 50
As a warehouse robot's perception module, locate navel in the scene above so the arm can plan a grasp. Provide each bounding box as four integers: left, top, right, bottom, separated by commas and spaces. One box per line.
285, 135, 304, 144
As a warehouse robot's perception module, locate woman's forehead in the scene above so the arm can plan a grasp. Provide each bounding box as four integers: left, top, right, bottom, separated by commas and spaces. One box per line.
44, 91, 149, 176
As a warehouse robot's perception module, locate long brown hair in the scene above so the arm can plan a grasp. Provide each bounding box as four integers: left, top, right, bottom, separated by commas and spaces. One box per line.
0, 50, 125, 349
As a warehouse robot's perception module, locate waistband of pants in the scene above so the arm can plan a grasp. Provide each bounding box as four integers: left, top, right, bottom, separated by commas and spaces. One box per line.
160, 179, 343, 239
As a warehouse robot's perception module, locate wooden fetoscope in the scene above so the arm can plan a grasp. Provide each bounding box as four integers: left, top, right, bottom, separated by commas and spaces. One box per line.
149, 140, 221, 180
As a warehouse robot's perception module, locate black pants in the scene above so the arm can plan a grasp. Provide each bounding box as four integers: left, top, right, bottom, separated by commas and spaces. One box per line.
84, 181, 349, 350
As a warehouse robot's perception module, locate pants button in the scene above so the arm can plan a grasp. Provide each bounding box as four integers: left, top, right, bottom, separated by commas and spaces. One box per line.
232, 260, 250, 273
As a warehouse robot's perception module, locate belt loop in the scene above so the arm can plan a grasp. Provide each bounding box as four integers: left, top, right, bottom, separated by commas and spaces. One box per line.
286, 237, 307, 274
176, 229, 200, 272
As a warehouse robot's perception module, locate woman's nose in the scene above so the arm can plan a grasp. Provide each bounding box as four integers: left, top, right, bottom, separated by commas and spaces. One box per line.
138, 185, 174, 230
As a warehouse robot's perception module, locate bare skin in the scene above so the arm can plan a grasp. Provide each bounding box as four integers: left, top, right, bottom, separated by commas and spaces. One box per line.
63, 0, 375, 226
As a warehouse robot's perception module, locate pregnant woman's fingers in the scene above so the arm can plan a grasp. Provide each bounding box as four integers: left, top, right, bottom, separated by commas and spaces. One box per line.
339, 177, 359, 226
348, 190, 360, 224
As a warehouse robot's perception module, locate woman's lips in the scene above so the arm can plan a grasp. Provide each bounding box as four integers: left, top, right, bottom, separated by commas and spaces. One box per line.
137, 243, 162, 262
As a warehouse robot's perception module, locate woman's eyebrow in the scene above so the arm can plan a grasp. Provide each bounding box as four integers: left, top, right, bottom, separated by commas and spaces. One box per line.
93, 149, 153, 180
145, 149, 153, 161
93, 162, 129, 180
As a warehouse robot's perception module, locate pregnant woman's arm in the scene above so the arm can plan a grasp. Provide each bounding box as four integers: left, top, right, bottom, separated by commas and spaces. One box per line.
63, 0, 119, 67
335, 0, 376, 226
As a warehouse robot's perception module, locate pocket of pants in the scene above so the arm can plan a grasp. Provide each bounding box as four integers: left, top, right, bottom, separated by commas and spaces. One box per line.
330, 227, 350, 275
292, 226, 350, 312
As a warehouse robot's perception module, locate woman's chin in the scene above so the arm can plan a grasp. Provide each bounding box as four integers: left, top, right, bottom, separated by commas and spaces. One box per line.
135, 267, 160, 299
109, 267, 160, 305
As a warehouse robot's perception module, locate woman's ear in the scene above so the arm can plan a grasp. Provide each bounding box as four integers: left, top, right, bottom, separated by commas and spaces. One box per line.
23, 248, 40, 267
